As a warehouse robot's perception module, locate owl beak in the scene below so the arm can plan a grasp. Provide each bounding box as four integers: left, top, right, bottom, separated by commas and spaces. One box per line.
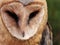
20, 30, 25, 37
22, 31, 25, 37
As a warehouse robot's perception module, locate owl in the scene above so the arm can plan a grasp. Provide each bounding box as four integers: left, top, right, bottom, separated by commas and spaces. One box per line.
0, 0, 53, 45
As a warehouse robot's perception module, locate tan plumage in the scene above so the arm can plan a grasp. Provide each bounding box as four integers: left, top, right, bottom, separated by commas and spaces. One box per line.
0, 0, 52, 45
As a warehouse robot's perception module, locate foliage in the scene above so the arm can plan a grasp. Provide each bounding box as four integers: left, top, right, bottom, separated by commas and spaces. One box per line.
47, 0, 60, 45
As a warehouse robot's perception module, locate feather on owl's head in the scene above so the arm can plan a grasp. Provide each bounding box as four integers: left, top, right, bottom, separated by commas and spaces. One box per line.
0, 0, 47, 40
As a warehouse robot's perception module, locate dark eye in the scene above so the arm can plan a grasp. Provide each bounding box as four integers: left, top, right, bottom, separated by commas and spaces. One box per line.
28, 10, 39, 24
5, 10, 19, 24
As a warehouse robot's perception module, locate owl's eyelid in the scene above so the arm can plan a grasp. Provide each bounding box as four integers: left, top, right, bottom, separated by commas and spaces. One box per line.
5, 10, 19, 24
25, 4, 43, 14
28, 10, 40, 24
1, 1, 23, 8
25, 2, 44, 12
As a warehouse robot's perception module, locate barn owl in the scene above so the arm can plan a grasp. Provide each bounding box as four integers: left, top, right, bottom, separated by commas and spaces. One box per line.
0, 0, 53, 45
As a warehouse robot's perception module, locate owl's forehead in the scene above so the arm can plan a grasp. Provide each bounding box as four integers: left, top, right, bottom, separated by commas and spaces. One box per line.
19, 0, 33, 5
17, 0, 43, 5
0, 0, 43, 6
0, 0, 44, 8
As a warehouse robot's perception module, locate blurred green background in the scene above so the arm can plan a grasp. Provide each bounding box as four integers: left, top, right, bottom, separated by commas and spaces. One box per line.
47, 0, 60, 45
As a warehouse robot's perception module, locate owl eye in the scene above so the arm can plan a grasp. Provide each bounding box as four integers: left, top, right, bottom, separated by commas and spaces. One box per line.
28, 10, 39, 24
5, 10, 19, 24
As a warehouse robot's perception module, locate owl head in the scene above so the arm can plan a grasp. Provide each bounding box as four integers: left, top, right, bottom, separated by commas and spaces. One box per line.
0, 0, 47, 40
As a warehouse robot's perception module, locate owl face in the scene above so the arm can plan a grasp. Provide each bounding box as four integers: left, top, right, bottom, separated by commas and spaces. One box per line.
0, 0, 47, 40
